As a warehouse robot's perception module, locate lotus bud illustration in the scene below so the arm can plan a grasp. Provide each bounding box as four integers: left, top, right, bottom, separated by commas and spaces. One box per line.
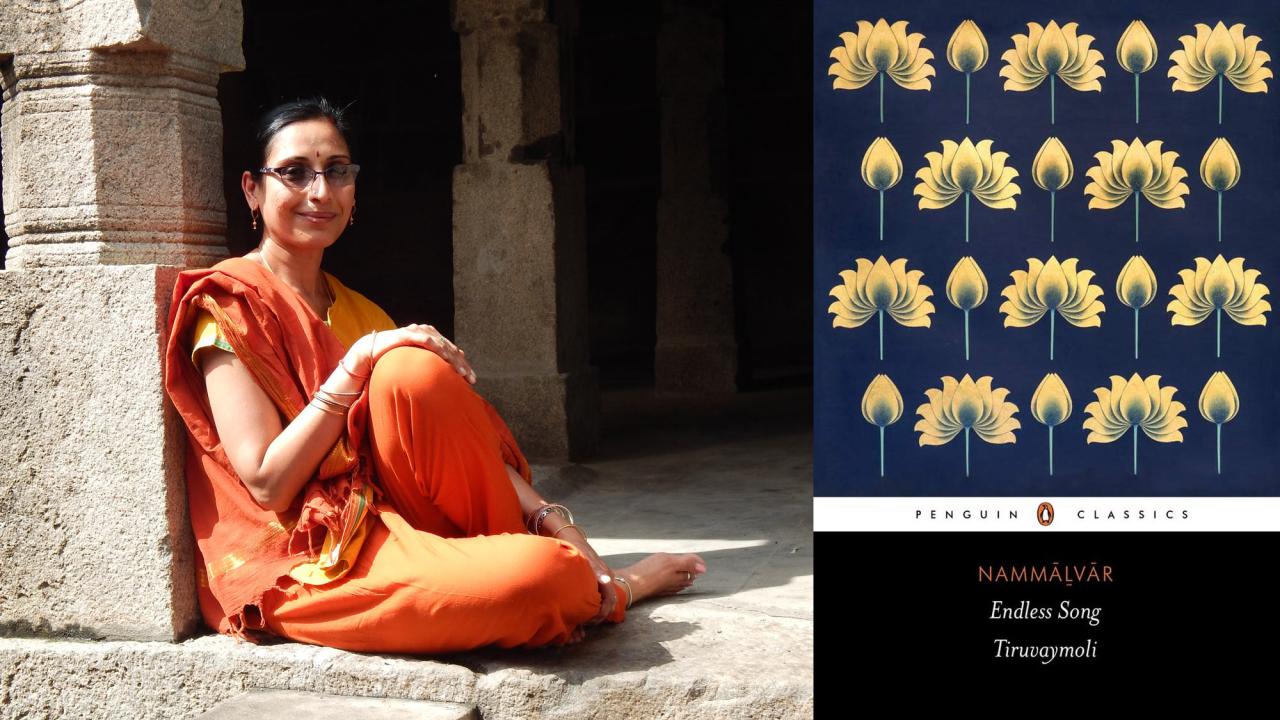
1031, 373, 1072, 476
862, 374, 904, 477
999, 21, 1105, 124
1167, 255, 1270, 357
1083, 374, 1186, 476
829, 19, 937, 123
1083, 138, 1190, 244
999, 256, 1105, 360
947, 20, 989, 124
828, 256, 936, 360
1117, 20, 1158, 122
915, 374, 1019, 478
946, 256, 988, 361
1200, 138, 1240, 243
1116, 256, 1157, 359
861, 137, 903, 241
1198, 371, 1239, 475
1032, 137, 1074, 242
914, 138, 1020, 244
1169, 22, 1272, 124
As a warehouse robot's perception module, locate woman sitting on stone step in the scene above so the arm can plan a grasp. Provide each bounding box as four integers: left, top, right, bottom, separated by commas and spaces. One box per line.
163, 97, 705, 652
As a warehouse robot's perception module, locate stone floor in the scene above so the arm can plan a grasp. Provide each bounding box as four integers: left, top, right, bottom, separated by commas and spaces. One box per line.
0, 386, 813, 719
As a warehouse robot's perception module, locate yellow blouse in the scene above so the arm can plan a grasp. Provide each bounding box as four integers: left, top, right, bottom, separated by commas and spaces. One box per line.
191, 270, 398, 365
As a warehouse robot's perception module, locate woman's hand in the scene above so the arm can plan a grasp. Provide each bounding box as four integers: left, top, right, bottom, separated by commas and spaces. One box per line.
353, 324, 476, 384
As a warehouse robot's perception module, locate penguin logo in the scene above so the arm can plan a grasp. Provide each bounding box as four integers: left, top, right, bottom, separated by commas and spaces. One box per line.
1036, 502, 1055, 526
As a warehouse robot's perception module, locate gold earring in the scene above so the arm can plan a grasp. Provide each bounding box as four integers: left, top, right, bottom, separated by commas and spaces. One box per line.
251, 210, 259, 231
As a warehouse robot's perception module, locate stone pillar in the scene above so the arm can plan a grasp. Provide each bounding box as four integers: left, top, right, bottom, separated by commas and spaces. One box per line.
655, 0, 737, 396
0, 0, 243, 641
452, 0, 597, 460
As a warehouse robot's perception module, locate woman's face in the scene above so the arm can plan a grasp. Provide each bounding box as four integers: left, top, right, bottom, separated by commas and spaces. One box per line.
241, 117, 355, 252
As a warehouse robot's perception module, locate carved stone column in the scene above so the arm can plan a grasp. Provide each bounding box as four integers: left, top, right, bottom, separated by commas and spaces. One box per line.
452, 0, 597, 460
655, 0, 737, 395
0, 0, 243, 641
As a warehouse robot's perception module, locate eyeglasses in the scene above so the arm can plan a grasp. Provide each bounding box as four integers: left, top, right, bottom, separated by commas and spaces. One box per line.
257, 163, 361, 190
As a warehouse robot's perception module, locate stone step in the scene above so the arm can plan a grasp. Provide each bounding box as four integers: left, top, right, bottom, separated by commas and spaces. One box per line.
199, 690, 477, 719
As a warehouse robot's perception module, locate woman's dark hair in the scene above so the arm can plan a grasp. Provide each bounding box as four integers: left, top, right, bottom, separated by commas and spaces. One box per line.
253, 97, 352, 168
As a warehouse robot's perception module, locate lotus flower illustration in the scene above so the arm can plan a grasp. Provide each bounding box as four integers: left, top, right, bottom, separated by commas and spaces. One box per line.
1198, 371, 1239, 474
861, 137, 903, 242
862, 374, 904, 477
828, 256, 936, 360
914, 374, 1020, 478
1083, 138, 1190, 244
999, 256, 1105, 360
947, 20, 989, 124
1117, 20, 1158, 122
1199, 138, 1240, 243
829, 19, 936, 123
946, 256, 988, 361
1000, 21, 1105, 124
1031, 137, 1074, 243
1167, 255, 1270, 357
1169, 22, 1272, 124
914, 138, 1020, 244
1030, 373, 1072, 476
1115, 256, 1157, 359
1083, 374, 1186, 476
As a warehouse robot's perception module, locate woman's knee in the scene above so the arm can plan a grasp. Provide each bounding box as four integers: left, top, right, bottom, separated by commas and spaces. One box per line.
500, 536, 595, 605
369, 345, 467, 400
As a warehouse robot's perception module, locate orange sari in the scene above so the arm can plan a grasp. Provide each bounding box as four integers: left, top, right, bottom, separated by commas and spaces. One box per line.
165, 257, 617, 650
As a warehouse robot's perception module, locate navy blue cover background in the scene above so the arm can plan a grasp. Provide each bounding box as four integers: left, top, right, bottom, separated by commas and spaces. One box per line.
815, 0, 1280, 496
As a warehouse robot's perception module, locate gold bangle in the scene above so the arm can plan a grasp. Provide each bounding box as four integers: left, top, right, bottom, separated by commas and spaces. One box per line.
552, 523, 583, 539
313, 389, 352, 410
309, 398, 345, 417
613, 576, 634, 610
339, 356, 370, 380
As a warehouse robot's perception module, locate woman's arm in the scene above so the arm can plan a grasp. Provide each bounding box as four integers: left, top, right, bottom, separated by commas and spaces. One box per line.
202, 324, 475, 513
201, 340, 372, 513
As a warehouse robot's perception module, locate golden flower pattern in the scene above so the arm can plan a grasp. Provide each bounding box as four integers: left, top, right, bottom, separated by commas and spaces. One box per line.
1031, 373, 1072, 475
829, 19, 936, 122
1199, 371, 1239, 425
948, 19, 989, 123
820, 19, 1270, 483
914, 138, 1020, 243
915, 374, 1020, 477
1169, 22, 1271, 122
1167, 255, 1270, 357
828, 256, 935, 360
1032, 137, 1073, 242
863, 374, 904, 477
1083, 138, 1190, 243
1082, 374, 1186, 475
1000, 21, 1106, 123
946, 256, 988, 360
1116, 255, 1157, 358
1199, 371, 1238, 474
1201, 137, 1240, 243
1117, 20, 1158, 122
999, 256, 1105, 359
862, 137, 903, 241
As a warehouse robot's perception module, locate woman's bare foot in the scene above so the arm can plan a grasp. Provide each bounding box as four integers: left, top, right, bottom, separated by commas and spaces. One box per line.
616, 552, 707, 606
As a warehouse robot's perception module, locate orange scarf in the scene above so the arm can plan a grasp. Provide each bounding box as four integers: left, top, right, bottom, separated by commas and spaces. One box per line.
164, 257, 375, 639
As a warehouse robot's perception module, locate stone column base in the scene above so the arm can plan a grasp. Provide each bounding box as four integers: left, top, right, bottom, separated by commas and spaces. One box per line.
476, 368, 598, 462
0, 265, 198, 641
